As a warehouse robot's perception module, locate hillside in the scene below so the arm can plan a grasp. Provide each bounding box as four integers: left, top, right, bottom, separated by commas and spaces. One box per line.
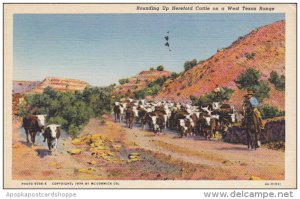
14, 77, 89, 94
113, 70, 172, 96
157, 20, 285, 110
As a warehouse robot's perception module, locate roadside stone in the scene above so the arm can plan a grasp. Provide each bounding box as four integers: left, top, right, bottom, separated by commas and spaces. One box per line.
48, 161, 57, 167
249, 175, 263, 180
77, 168, 94, 174
91, 134, 102, 142
71, 139, 84, 145
88, 160, 97, 165
12, 143, 21, 148
68, 149, 82, 155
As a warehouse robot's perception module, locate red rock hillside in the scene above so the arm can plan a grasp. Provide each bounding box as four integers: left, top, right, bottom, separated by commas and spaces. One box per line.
114, 70, 172, 96
157, 20, 285, 110
24, 77, 89, 94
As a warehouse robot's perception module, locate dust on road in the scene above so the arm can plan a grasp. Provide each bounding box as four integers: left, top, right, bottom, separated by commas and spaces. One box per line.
12, 115, 284, 180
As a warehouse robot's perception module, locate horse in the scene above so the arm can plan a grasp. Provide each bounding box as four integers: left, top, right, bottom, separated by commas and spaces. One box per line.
243, 101, 261, 150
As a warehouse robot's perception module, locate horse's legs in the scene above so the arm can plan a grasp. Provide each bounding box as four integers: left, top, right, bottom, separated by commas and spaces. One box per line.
24, 129, 30, 143
256, 129, 261, 148
247, 130, 252, 149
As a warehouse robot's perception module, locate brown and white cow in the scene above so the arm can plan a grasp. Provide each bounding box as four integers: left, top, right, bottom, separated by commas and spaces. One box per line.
43, 124, 61, 151
22, 114, 45, 145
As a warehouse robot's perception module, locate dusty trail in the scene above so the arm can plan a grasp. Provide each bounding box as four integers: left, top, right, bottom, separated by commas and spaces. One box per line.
119, 117, 284, 180
12, 116, 284, 180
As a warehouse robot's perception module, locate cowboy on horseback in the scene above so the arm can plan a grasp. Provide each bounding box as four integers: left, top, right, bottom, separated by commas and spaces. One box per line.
245, 90, 263, 129
242, 90, 264, 150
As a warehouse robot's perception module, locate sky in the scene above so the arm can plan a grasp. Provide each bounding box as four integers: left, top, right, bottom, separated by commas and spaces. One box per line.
13, 13, 284, 86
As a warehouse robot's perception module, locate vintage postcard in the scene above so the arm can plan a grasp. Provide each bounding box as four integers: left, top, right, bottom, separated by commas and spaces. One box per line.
3, 3, 296, 188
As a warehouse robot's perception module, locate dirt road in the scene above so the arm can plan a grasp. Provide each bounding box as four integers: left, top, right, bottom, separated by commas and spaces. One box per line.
12, 116, 284, 180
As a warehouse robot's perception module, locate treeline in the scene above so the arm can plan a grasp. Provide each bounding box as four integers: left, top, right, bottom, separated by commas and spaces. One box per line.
18, 86, 114, 137
190, 68, 285, 119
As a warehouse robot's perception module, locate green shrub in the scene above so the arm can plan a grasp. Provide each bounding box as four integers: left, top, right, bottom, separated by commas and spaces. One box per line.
259, 105, 284, 119
24, 86, 113, 137
190, 87, 234, 106
268, 71, 285, 91
235, 68, 270, 102
68, 124, 83, 138
17, 104, 27, 117
171, 72, 179, 79
245, 52, 256, 60
156, 65, 164, 71
235, 68, 260, 90
118, 78, 129, 85
184, 59, 197, 71
253, 81, 271, 102
48, 116, 68, 128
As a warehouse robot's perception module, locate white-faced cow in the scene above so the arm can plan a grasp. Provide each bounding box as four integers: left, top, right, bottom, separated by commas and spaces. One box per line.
43, 124, 61, 151
22, 114, 46, 145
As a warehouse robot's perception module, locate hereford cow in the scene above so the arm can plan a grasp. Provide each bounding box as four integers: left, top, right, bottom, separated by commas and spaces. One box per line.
22, 114, 45, 145
113, 102, 121, 122
43, 124, 61, 151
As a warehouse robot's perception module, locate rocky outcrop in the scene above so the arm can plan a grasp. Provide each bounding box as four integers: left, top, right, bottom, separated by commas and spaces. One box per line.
13, 81, 41, 94
113, 70, 172, 96
25, 77, 88, 94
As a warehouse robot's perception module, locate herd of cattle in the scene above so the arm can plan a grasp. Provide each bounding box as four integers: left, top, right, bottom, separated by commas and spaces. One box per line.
113, 98, 244, 139
20, 98, 244, 152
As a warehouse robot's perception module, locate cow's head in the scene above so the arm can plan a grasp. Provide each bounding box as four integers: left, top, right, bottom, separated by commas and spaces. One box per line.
229, 113, 236, 123
36, 114, 46, 132
179, 119, 185, 127
203, 116, 211, 126
212, 102, 220, 110
46, 124, 60, 150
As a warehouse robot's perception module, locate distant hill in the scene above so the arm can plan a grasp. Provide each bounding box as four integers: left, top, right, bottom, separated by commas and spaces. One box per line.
13, 77, 89, 94
113, 70, 172, 96
156, 20, 285, 110
13, 80, 41, 94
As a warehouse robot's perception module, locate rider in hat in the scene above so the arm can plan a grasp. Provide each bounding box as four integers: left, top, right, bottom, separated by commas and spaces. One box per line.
214, 84, 221, 99
245, 90, 263, 129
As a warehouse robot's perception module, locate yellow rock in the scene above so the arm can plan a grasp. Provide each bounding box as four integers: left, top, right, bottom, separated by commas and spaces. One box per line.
78, 168, 93, 174
250, 175, 263, 180
68, 149, 82, 155
91, 134, 102, 142
71, 139, 84, 145
92, 141, 104, 147
88, 160, 97, 165
129, 152, 140, 156
80, 134, 91, 142
128, 157, 139, 162
48, 161, 57, 167
113, 144, 122, 150
12, 143, 21, 148
90, 146, 108, 154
